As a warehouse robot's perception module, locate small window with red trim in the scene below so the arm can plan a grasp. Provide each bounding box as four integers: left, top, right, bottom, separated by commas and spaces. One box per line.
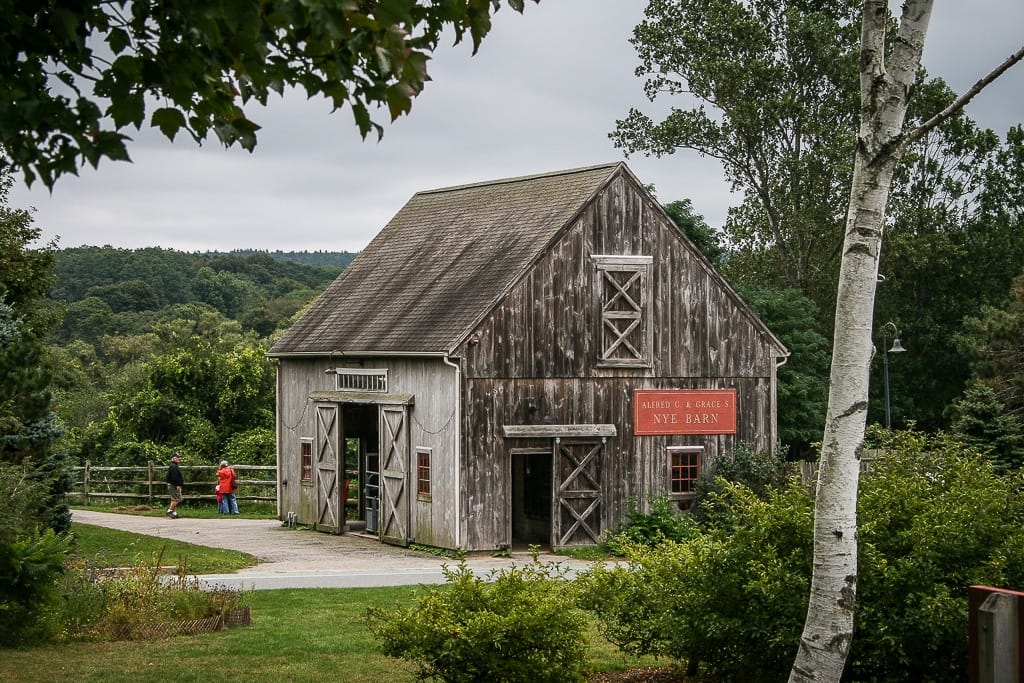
668, 447, 702, 496
300, 439, 313, 483
417, 449, 431, 500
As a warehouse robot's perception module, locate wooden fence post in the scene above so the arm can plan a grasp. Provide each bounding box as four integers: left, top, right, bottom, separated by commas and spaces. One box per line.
148, 460, 155, 503
83, 459, 91, 506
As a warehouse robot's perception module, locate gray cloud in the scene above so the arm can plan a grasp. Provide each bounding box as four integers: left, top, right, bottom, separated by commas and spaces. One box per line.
12, 0, 1024, 253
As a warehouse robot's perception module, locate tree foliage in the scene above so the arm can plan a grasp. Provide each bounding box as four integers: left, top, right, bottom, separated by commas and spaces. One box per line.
662, 198, 727, 266
958, 268, 1024, 420
737, 286, 830, 458
51, 246, 340, 342
0, 173, 70, 533
616, 0, 861, 297
1, 0, 534, 187
875, 87, 1024, 429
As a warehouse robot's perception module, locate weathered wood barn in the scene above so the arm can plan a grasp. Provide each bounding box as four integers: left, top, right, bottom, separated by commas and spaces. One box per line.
268, 163, 788, 551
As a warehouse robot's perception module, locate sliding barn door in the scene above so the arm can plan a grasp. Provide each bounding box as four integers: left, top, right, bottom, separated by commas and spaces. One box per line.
314, 404, 343, 534
553, 438, 605, 549
379, 406, 410, 547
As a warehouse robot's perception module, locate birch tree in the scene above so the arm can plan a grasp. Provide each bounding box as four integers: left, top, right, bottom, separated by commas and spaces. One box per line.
789, 2, 1024, 680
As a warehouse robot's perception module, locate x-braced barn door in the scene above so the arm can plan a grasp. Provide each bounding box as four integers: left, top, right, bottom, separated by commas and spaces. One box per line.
315, 404, 343, 534
553, 438, 605, 549
379, 406, 410, 547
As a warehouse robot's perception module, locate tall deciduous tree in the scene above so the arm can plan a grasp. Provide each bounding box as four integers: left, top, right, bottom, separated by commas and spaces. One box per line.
875, 85, 1024, 429
614, 0, 862, 299
1, 0, 533, 187
790, 3, 1024, 680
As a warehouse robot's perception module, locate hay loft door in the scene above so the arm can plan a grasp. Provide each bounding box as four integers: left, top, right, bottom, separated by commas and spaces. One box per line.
315, 404, 344, 534
553, 438, 605, 549
379, 405, 410, 547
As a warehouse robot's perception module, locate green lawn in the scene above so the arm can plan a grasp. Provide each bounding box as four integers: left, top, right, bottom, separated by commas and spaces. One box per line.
71, 522, 258, 574
2, 587, 661, 682
5, 522, 664, 682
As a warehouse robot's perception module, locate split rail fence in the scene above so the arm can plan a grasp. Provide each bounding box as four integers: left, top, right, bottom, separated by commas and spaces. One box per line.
68, 461, 278, 507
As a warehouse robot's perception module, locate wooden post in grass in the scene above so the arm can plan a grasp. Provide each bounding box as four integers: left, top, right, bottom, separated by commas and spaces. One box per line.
83, 459, 90, 506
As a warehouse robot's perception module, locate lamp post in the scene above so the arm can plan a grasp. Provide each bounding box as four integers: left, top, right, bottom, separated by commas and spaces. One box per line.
880, 321, 906, 429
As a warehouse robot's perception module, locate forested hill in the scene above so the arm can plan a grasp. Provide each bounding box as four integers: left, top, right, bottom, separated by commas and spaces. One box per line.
50, 246, 352, 342
220, 249, 357, 269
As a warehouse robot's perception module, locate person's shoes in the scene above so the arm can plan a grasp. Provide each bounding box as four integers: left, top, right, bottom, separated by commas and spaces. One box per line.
171, 512, 179, 519
165, 510, 173, 518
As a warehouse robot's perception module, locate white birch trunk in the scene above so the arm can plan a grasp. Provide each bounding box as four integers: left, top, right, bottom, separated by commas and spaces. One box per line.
789, 2, 933, 680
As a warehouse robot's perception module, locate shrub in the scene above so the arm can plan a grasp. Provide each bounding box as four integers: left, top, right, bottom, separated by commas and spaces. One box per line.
690, 442, 791, 525
577, 481, 813, 682
577, 430, 1024, 683
0, 528, 72, 646
602, 496, 697, 555
851, 430, 1024, 681
0, 462, 72, 646
367, 561, 588, 683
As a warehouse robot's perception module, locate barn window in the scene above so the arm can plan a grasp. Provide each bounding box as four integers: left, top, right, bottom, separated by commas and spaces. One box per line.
329, 368, 389, 392
593, 255, 653, 367
416, 448, 431, 500
667, 446, 702, 503
300, 439, 313, 483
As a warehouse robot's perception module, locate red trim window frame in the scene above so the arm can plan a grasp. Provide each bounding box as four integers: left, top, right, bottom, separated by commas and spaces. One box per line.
416, 448, 431, 500
300, 439, 313, 483
668, 446, 702, 497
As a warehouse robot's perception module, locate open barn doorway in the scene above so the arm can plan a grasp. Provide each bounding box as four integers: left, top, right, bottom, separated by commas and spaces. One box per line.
510, 449, 552, 549
340, 403, 379, 534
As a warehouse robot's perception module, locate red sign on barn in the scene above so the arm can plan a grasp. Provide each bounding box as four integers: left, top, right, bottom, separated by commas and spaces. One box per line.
633, 389, 738, 435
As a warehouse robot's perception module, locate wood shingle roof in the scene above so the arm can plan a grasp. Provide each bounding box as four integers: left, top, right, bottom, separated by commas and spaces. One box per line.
269, 163, 622, 356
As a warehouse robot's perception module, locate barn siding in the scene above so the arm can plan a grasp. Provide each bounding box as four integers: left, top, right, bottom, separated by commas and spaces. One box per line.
458, 171, 781, 550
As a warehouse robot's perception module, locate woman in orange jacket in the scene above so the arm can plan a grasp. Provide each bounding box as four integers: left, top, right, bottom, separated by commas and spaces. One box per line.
216, 460, 239, 514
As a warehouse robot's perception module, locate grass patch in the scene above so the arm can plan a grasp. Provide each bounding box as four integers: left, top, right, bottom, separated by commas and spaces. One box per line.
1, 588, 663, 682
71, 523, 258, 574
72, 502, 278, 519
558, 546, 615, 561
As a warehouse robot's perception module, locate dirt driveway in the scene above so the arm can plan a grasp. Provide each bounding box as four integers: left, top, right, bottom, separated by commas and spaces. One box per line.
72, 509, 592, 589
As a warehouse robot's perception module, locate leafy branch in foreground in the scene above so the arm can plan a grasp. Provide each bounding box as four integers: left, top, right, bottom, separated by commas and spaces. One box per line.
1, 0, 535, 187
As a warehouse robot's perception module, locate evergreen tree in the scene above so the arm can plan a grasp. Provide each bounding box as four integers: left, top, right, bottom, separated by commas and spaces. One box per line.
0, 174, 69, 533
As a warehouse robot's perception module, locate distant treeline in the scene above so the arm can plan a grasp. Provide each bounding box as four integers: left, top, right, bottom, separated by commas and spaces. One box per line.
50, 246, 353, 341
220, 249, 358, 269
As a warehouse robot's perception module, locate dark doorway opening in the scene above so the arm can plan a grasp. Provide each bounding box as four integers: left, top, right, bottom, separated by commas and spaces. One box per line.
511, 450, 552, 548
341, 403, 379, 533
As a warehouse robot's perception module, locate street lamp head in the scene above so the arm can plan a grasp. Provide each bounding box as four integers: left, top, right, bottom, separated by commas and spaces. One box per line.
889, 337, 906, 353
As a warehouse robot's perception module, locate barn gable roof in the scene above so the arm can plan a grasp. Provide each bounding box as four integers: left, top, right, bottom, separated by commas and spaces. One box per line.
269, 164, 622, 356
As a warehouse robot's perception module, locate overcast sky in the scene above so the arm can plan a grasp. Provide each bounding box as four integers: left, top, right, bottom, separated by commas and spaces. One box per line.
12, 1, 1024, 254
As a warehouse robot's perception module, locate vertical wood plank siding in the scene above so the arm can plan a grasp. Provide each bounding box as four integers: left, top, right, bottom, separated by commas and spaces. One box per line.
277, 357, 458, 547
459, 172, 780, 550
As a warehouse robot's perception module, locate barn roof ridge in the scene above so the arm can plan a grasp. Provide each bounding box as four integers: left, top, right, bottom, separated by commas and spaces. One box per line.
414, 162, 623, 197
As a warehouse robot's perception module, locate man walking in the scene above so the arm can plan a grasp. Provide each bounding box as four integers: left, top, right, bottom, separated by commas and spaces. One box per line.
166, 452, 184, 518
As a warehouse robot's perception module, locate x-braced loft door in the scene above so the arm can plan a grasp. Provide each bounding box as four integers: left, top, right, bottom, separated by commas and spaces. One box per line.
315, 404, 343, 534
553, 438, 605, 549
379, 406, 410, 547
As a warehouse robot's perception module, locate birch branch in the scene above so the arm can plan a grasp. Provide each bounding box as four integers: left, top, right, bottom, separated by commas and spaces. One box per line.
902, 44, 1024, 150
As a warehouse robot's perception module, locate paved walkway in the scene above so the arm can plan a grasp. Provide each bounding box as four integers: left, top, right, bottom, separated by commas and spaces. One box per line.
72, 510, 593, 590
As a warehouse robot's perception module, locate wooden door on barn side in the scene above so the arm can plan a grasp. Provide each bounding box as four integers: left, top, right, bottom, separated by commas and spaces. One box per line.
379, 406, 410, 547
552, 438, 605, 549
315, 404, 344, 534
